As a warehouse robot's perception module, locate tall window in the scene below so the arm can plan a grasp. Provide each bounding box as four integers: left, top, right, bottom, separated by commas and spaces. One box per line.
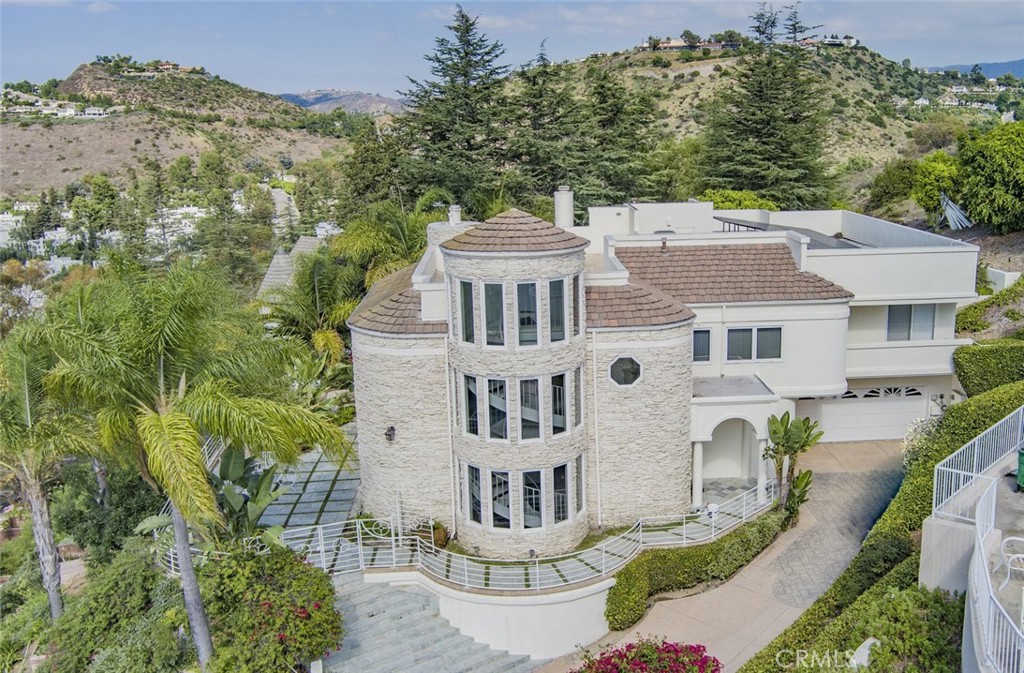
520, 379, 540, 440
491, 471, 510, 528
693, 329, 710, 362
553, 464, 568, 523
517, 282, 537, 345
484, 283, 504, 346
460, 280, 474, 343
572, 275, 581, 336
522, 470, 542, 529
551, 374, 566, 435
727, 327, 783, 361
464, 375, 478, 435
575, 454, 584, 513
468, 465, 481, 523
573, 367, 582, 427
727, 329, 752, 360
550, 279, 565, 342
887, 304, 935, 341
488, 379, 507, 439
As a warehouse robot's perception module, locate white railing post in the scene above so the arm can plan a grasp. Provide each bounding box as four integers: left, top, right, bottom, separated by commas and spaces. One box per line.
317, 525, 326, 570
462, 555, 469, 587
601, 547, 606, 574
356, 521, 364, 570
390, 516, 397, 568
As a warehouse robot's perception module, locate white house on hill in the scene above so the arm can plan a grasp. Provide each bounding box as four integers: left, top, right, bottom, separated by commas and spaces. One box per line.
346, 188, 977, 558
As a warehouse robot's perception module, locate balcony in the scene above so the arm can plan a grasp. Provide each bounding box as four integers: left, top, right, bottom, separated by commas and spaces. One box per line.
845, 339, 971, 378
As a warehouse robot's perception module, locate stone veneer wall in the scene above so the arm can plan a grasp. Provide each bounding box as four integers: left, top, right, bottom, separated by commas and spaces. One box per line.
585, 324, 694, 527
443, 250, 590, 557
350, 330, 453, 526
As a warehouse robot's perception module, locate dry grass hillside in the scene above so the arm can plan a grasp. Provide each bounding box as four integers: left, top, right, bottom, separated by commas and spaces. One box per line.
1, 113, 344, 196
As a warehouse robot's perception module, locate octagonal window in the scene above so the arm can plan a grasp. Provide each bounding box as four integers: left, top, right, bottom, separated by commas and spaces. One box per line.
610, 357, 641, 386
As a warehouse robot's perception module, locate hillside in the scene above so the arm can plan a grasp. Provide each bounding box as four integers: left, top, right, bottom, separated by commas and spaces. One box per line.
280, 89, 406, 115
577, 44, 949, 166
933, 58, 1024, 78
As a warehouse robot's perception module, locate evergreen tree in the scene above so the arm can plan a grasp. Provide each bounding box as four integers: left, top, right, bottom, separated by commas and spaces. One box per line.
699, 3, 831, 209
399, 5, 511, 202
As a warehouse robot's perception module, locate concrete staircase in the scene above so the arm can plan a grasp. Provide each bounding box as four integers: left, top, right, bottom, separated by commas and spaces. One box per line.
325, 573, 546, 673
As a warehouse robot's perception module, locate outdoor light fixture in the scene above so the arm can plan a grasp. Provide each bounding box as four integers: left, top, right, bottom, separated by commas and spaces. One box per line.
384, 426, 396, 442
529, 549, 536, 559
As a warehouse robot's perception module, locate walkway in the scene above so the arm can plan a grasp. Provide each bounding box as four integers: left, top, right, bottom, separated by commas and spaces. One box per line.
259, 449, 360, 529
539, 440, 903, 673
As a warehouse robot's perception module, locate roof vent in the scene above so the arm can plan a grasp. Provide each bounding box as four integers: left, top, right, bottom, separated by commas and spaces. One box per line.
448, 205, 462, 225
661, 237, 668, 254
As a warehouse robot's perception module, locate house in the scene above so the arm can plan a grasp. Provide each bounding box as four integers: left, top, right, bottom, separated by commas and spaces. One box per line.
346, 188, 977, 559
914, 97, 931, 106
891, 96, 909, 107
56, 107, 76, 118
951, 85, 969, 94
82, 107, 108, 118
157, 61, 178, 72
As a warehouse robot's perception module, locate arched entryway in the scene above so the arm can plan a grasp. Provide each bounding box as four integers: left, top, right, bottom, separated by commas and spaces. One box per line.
691, 418, 768, 508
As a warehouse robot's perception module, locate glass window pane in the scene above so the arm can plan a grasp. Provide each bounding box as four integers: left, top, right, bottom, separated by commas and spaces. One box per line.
887, 305, 912, 341
727, 329, 752, 360
693, 329, 710, 362
574, 367, 582, 427
552, 374, 566, 435
575, 454, 584, 513
572, 275, 580, 336
460, 280, 474, 343
485, 283, 504, 346
554, 464, 568, 523
756, 327, 782, 359
488, 379, 507, 439
911, 304, 935, 340
464, 375, 478, 435
610, 357, 641, 385
468, 465, 481, 523
491, 471, 510, 528
522, 470, 542, 529
520, 379, 540, 440
517, 283, 537, 345
550, 279, 565, 342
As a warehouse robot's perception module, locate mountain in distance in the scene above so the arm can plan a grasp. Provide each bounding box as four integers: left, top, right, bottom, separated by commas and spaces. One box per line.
930, 58, 1024, 78
279, 89, 407, 115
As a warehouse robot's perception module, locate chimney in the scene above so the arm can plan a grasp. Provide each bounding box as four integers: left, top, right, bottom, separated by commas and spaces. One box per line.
448, 205, 462, 225
554, 186, 573, 229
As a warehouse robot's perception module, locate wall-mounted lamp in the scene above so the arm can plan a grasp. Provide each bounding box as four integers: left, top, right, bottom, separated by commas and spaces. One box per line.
384, 426, 396, 442
528, 549, 536, 559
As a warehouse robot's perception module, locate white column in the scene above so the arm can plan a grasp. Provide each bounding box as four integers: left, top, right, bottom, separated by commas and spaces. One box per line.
757, 439, 768, 505
692, 441, 704, 508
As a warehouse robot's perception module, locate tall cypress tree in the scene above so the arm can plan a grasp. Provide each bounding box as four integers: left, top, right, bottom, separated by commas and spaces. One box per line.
399, 5, 510, 203
699, 3, 831, 209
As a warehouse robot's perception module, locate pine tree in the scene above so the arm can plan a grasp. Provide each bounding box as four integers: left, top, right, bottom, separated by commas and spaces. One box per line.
699, 3, 831, 209
399, 5, 511, 203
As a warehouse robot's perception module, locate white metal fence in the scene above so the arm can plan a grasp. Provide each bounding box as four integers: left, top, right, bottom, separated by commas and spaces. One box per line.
933, 405, 1024, 522
970, 479, 1024, 673
165, 479, 775, 593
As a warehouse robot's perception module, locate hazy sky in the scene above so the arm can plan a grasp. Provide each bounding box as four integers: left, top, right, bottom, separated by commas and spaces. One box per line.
1, 1, 1022, 96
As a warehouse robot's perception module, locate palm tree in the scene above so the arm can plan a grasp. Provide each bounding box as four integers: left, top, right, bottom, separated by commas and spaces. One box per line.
330, 197, 442, 289
265, 249, 362, 365
45, 262, 350, 670
0, 322, 95, 620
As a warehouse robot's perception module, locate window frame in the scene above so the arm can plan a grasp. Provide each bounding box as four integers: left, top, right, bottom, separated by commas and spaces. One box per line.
467, 464, 482, 524
521, 470, 543, 530
574, 366, 583, 428
519, 378, 542, 442
693, 328, 711, 363
549, 278, 566, 343
459, 279, 475, 344
725, 326, 784, 362
551, 373, 567, 436
553, 463, 569, 524
486, 378, 509, 441
490, 470, 511, 529
463, 374, 479, 436
516, 281, 539, 347
572, 275, 581, 337
887, 304, 936, 342
609, 355, 643, 386
483, 281, 505, 347
575, 454, 585, 514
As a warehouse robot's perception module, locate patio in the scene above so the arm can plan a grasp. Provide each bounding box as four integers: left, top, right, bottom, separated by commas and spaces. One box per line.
992, 466, 1024, 631
258, 448, 360, 529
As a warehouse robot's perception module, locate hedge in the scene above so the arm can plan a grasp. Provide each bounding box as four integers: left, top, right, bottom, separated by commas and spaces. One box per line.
606, 511, 785, 631
956, 275, 1024, 333
737, 379, 1024, 671
953, 340, 1024, 397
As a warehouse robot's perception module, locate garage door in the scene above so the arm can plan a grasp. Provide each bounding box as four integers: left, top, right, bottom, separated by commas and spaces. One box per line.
795, 386, 928, 442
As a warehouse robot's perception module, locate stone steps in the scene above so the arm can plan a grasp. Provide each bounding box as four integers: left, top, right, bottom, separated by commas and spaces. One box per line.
325, 573, 546, 673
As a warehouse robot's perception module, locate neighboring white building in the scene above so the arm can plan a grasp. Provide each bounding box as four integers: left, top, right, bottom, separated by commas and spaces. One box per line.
346, 189, 977, 558
914, 97, 931, 106
82, 107, 108, 118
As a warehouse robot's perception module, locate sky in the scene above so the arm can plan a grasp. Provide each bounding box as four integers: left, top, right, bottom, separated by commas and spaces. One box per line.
1, 0, 1022, 97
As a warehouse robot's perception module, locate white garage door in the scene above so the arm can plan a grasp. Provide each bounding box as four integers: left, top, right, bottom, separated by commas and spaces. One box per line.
796, 386, 928, 442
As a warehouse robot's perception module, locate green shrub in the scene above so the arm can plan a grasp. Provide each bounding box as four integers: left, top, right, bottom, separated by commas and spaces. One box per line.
43, 539, 192, 673
605, 511, 784, 630
200, 546, 343, 673
953, 341, 1024, 396
0, 524, 42, 616
0, 521, 35, 575
956, 276, 1024, 333
868, 158, 918, 210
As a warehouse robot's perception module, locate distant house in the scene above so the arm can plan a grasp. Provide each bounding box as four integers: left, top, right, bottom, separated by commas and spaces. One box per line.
56, 107, 76, 118
914, 97, 930, 106
82, 107, 108, 118
891, 96, 909, 107
157, 61, 178, 72
951, 85, 969, 94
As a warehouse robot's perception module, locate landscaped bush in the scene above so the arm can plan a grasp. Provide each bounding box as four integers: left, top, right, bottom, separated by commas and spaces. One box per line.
605, 511, 785, 630
572, 637, 722, 673
953, 340, 1024, 396
199, 546, 343, 673
738, 379, 1024, 671
44, 538, 193, 673
956, 276, 1024, 333
0, 523, 42, 616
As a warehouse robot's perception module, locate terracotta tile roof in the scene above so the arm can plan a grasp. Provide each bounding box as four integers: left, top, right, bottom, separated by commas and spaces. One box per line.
616, 243, 853, 304
441, 208, 589, 254
586, 283, 695, 329
347, 265, 447, 336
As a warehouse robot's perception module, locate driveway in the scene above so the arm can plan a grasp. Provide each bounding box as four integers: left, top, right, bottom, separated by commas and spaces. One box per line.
539, 441, 903, 673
